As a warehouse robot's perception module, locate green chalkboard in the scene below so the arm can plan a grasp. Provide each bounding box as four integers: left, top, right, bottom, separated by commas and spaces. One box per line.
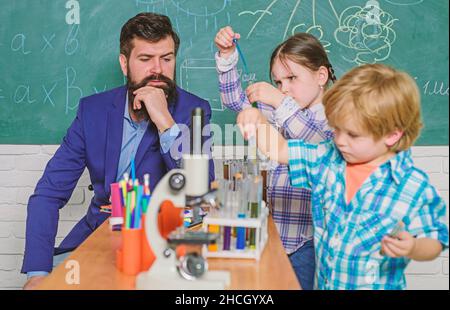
0, 0, 448, 145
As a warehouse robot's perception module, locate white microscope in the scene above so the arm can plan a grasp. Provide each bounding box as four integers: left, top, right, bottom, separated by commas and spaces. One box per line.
136, 108, 230, 290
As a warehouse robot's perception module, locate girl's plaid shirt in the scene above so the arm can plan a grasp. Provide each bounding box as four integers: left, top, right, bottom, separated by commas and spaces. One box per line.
217, 55, 333, 253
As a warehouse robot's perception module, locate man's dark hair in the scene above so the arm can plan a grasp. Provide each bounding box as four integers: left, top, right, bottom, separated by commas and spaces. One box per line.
120, 13, 180, 59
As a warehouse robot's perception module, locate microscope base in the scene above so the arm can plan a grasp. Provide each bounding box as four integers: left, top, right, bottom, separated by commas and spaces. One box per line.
136, 269, 231, 290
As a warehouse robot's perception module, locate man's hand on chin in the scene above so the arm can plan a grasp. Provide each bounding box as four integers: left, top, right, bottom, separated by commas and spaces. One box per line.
23, 275, 47, 290
132, 86, 175, 132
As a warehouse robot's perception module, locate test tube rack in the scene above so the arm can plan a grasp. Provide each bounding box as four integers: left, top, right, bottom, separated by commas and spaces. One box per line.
201, 201, 269, 260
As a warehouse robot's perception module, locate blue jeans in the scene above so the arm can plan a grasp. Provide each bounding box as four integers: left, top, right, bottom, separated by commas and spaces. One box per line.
288, 239, 315, 290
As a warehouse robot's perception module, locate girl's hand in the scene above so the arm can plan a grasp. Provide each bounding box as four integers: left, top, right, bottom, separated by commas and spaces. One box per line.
214, 26, 241, 59
381, 231, 417, 258
236, 108, 268, 140
246, 82, 285, 108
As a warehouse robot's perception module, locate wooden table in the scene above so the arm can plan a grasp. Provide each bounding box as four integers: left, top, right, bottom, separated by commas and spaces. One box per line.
36, 216, 301, 290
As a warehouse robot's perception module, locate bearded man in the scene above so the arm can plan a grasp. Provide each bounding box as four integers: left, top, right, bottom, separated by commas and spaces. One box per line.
22, 13, 214, 289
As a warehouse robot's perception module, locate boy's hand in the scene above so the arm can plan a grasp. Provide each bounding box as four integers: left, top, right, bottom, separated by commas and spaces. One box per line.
381, 231, 417, 258
215, 26, 241, 58
236, 108, 267, 140
246, 82, 285, 108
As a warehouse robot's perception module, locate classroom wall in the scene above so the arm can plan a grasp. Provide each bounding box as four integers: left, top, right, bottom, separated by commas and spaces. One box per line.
0, 145, 448, 290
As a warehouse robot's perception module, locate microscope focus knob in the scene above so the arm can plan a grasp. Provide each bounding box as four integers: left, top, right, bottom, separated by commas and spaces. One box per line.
177, 253, 207, 280
169, 173, 185, 191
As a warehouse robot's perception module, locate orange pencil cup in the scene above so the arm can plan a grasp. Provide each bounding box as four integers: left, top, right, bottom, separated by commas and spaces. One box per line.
140, 214, 156, 271
116, 248, 123, 272
121, 228, 142, 276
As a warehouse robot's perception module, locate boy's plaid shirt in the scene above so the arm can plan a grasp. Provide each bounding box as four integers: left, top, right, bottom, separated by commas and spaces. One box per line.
288, 139, 449, 289
217, 59, 333, 253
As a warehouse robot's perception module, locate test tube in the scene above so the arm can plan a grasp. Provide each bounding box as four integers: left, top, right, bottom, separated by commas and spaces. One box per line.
208, 224, 220, 252
235, 177, 248, 250
248, 175, 262, 249
229, 186, 240, 246
223, 160, 230, 180
220, 179, 233, 251
223, 226, 232, 250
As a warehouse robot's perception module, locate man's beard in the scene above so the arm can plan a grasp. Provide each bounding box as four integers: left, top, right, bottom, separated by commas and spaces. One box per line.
127, 72, 178, 122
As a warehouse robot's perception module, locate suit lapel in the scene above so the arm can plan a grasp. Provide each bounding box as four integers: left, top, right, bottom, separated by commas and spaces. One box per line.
104, 87, 127, 194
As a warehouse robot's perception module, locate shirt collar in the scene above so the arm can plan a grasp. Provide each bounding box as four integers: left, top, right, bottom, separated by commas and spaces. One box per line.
332, 143, 414, 184
383, 149, 414, 184
124, 92, 148, 129
124, 93, 132, 122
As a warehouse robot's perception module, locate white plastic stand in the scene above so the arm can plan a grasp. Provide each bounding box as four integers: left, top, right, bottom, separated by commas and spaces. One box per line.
202, 202, 269, 260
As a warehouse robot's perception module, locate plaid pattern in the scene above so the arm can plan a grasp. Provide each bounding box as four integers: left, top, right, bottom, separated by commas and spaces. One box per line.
288, 140, 449, 290
218, 65, 333, 253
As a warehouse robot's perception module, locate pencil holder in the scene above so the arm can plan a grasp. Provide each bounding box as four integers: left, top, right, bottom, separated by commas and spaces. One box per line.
122, 228, 142, 276
140, 214, 155, 271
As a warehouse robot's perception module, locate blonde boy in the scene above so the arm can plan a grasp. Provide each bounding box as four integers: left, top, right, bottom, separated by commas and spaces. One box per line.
237, 64, 449, 289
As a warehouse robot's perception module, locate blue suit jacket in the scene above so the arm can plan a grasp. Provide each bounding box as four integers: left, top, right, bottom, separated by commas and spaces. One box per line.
21, 85, 214, 273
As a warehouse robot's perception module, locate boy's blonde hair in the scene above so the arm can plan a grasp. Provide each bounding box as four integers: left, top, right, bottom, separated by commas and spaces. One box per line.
323, 64, 423, 152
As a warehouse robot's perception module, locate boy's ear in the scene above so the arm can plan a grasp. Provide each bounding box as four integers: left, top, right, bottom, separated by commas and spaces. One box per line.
385, 129, 404, 147
119, 54, 128, 77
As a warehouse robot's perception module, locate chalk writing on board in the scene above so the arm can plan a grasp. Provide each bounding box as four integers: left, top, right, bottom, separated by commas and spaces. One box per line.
14, 85, 36, 105
240, 70, 256, 84
284, 0, 302, 40
386, 0, 423, 6
65, 24, 80, 56
169, 0, 229, 17
66, 67, 83, 114
41, 34, 56, 53
135, 0, 166, 15
10, 30, 75, 55
43, 83, 58, 107
242, 0, 278, 39
238, 0, 403, 65
179, 58, 224, 112
179, 57, 258, 113
423, 81, 450, 97
238, 10, 272, 17
1, 80, 120, 110
11, 34, 31, 55
334, 2, 397, 65
93, 85, 108, 94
